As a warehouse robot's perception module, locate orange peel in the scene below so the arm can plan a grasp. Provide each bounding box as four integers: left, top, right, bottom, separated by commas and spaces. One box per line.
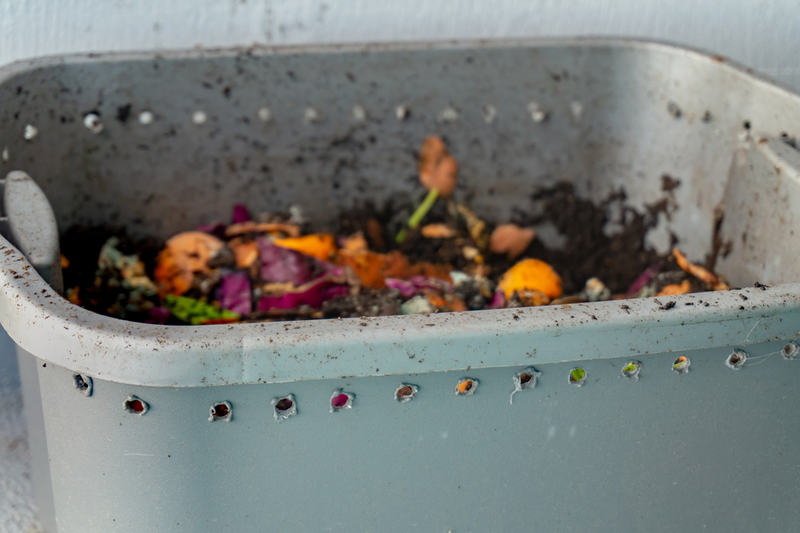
274, 233, 336, 261
498, 258, 563, 300
657, 279, 692, 296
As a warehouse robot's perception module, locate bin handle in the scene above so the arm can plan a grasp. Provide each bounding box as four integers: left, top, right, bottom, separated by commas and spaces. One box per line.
1, 171, 62, 292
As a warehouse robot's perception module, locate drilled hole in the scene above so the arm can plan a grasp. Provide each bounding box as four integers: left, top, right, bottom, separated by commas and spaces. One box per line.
621, 361, 641, 380
673, 355, 691, 374
272, 394, 297, 420
83, 112, 103, 134
330, 390, 354, 412
568, 367, 586, 386
23, 124, 38, 141
726, 350, 747, 369
782, 342, 799, 360
257, 106, 272, 122
138, 111, 154, 125
394, 383, 419, 402
209, 401, 232, 422
455, 378, 478, 396
72, 374, 93, 396
124, 395, 148, 415
510, 367, 540, 404
192, 110, 208, 125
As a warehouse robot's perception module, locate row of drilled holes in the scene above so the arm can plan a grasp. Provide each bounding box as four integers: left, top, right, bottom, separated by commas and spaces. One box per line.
72, 343, 798, 420
2, 100, 563, 151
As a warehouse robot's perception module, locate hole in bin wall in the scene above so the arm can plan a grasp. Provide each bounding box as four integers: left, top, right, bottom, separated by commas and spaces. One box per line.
568, 367, 586, 386
272, 394, 297, 420
124, 395, 149, 415
455, 378, 478, 396
621, 361, 641, 381
510, 367, 540, 404
673, 356, 691, 374
330, 390, 354, 412
209, 401, 232, 422
782, 342, 798, 360
726, 350, 747, 369
394, 384, 418, 403
72, 374, 93, 397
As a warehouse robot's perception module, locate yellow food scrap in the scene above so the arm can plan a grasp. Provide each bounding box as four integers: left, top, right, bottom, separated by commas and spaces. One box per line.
274, 233, 336, 261
657, 279, 691, 296
498, 258, 563, 300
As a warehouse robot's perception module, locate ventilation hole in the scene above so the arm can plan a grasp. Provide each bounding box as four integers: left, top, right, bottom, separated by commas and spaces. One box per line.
527, 102, 548, 122
303, 107, 320, 123
138, 111, 154, 125
782, 342, 799, 360
209, 401, 232, 422
124, 395, 149, 415
83, 112, 103, 133
568, 367, 586, 386
330, 390, 354, 412
510, 367, 540, 404
438, 106, 459, 123
570, 101, 583, 120
395, 105, 410, 120
394, 383, 419, 403
621, 361, 642, 380
272, 394, 297, 420
72, 374, 93, 397
192, 110, 208, 124
23, 124, 38, 141
1, 146, 9, 162
455, 378, 478, 396
482, 104, 497, 123
743, 120, 751, 130
257, 106, 272, 122
726, 350, 747, 369
352, 105, 367, 121
673, 355, 691, 374
702, 110, 713, 123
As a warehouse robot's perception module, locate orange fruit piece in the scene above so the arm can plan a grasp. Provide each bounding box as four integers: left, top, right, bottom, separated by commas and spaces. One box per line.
274, 233, 336, 261
229, 237, 259, 268
498, 258, 563, 300
154, 231, 224, 296
657, 279, 691, 296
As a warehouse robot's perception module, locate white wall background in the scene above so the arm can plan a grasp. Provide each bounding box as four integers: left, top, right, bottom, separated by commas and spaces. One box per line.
0, 1, 798, 531
1, 0, 800, 91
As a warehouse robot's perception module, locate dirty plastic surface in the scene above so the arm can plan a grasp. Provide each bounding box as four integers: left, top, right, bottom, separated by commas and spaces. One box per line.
1, 40, 799, 532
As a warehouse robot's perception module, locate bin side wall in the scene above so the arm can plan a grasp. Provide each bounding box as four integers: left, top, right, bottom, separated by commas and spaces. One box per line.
37, 342, 800, 532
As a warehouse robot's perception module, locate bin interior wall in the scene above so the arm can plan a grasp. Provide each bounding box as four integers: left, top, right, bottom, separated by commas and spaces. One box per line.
2, 42, 800, 284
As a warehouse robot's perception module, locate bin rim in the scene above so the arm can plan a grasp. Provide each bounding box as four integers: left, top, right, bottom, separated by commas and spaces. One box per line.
2, 39, 800, 387
3, 233, 800, 387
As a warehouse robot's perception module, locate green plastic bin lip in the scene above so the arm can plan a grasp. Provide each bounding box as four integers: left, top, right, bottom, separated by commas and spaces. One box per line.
2, 231, 799, 388
2, 39, 800, 387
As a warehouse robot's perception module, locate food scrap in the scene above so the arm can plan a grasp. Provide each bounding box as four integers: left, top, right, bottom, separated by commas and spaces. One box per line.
61, 137, 733, 325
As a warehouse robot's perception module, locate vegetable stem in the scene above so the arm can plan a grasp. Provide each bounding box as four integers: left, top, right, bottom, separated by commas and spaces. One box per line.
396, 188, 440, 243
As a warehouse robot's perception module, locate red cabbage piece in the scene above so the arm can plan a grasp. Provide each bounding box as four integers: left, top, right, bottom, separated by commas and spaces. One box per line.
626, 262, 663, 297
489, 290, 506, 309
258, 238, 316, 284
385, 276, 452, 298
218, 271, 252, 315
232, 204, 252, 224
257, 277, 349, 311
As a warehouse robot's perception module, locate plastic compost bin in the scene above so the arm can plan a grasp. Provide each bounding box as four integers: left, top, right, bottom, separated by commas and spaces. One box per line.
1, 39, 800, 533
